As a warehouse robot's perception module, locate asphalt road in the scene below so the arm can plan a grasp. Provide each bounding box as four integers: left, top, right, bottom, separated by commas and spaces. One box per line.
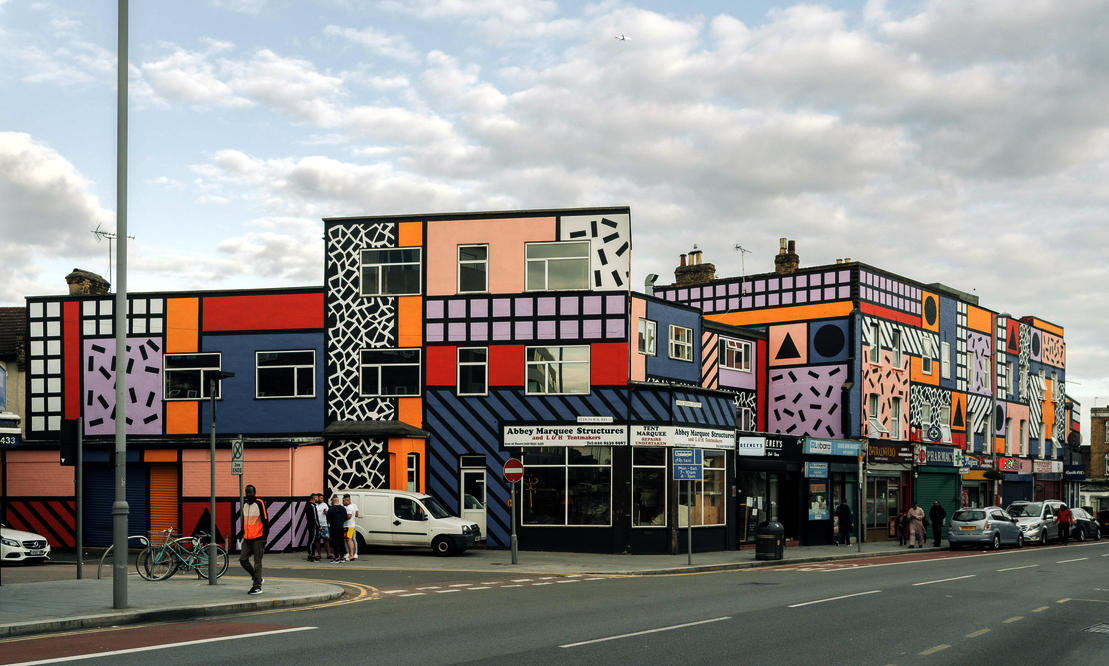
7, 541, 1109, 665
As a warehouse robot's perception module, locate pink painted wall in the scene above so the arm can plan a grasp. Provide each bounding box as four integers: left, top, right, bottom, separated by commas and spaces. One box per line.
4, 450, 74, 495
630, 296, 646, 382
291, 445, 324, 496
426, 217, 556, 296
182, 447, 292, 497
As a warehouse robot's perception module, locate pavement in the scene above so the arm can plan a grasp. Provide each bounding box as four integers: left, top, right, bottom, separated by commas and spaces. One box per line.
0, 538, 933, 639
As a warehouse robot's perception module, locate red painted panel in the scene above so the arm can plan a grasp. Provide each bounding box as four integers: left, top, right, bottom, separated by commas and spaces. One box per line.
757, 339, 767, 432
4, 500, 76, 548
63, 301, 80, 419
202, 293, 324, 332
426, 346, 456, 386
489, 345, 524, 386
182, 500, 233, 543
952, 432, 966, 450
590, 342, 629, 386
860, 301, 921, 327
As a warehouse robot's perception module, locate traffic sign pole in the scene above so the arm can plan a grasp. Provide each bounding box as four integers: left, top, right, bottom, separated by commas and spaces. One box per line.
504, 458, 523, 565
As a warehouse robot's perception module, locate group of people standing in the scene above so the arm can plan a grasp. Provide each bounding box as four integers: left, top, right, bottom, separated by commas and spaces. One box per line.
896, 501, 947, 548
305, 493, 360, 563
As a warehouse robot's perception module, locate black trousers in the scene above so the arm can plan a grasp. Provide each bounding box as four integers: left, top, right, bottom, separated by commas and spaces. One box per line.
1059, 524, 1070, 544
329, 525, 347, 559
839, 525, 852, 544
932, 523, 943, 545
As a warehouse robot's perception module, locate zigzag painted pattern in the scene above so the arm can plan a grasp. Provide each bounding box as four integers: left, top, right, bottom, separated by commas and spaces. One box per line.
234, 499, 311, 552
967, 394, 991, 439
909, 385, 951, 428
2, 499, 76, 548
327, 438, 387, 493
701, 331, 719, 389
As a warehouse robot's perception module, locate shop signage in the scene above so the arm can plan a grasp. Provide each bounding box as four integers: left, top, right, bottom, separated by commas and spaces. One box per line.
1064, 465, 1085, 481
962, 454, 993, 470
675, 399, 702, 409
736, 436, 766, 457
673, 449, 703, 480
630, 425, 734, 450
631, 425, 671, 446
803, 438, 862, 457
765, 436, 802, 461
998, 457, 1032, 473
914, 445, 964, 467
808, 481, 830, 521
867, 441, 913, 464
577, 416, 613, 424
503, 425, 628, 447
1033, 460, 1064, 475
803, 462, 829, 478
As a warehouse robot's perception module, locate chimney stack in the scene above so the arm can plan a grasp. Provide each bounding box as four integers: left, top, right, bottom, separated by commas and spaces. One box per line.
774, 239, 800, 274
65, 269, 111, 296
674, 246, 716, 287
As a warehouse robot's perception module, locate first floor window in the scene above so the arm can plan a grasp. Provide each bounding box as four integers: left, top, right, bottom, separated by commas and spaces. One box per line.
891, 329, 902, 368
720, 338, 752, 372
360, 349, 421, 396
739, 407, 755, 431
941, 341, 951, 378
638, 319, 657, 356
940, 405, 952, 442
869, 323, 880, 363
679, 450, 725, 526
922, 337, 934, 375
520, 447, 611, 526
256, 350, 315, 398
525, 241, 589, 291
165, 353, 222, 400
526, 346, 589, 395
868, 394, 887, 434
632, 447, 666, 527
457, 347, 488, 395
458, 244, 488, 293
360, 248, 421, 296
669, 325, 693, 361
890, 397, 902, 439
922, 403, 933, 425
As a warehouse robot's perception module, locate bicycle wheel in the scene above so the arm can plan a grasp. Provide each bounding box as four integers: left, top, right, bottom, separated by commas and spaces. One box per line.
196, 545, 230, 579
137, 546, 175, 581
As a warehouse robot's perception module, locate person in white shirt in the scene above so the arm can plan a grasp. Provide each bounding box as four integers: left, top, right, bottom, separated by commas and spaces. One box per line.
342, 494, 359, 561
315, 493, 330, 560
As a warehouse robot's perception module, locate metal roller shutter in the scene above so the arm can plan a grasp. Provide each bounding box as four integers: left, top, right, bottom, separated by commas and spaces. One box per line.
84, 462, 149, 548
915, 468, 959, 541
148, 463, 180, 536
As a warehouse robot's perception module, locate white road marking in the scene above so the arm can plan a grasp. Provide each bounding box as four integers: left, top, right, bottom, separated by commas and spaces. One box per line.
998, 565, 1039, 572
449, 583, 473, 587
399, 593, 425, 597
512, 579, 533, 582
788, 590, 882, 607
556, 579, 581, 583
1057, 558, 1088, 564
435, 589, 461, 594
913, 575, 975, 586
502, 584, 523, 588
416, 586, 441, 590
382, 590, 406, 594
468, 586, 491, 590
5, 627, 315, 666
533, 582, 553, 586
560, 617, 731, 648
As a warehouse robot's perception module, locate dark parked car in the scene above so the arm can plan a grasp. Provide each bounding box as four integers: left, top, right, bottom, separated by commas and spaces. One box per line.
1071, 508, 1101, 541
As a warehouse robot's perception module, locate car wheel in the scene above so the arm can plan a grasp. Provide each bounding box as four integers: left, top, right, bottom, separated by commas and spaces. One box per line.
432, 536, 457, 557
1075, 527, 1085, 543
1016, 533, 1024, 548
992, 533, 1001, 550
1039, 529, 1047, 545
1096, 527, 1102, 541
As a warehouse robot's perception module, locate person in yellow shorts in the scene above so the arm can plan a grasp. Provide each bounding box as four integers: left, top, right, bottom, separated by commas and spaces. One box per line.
342, 494, 359, 561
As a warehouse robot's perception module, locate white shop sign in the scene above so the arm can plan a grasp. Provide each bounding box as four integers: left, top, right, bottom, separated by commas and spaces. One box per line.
503, 425, 628, 447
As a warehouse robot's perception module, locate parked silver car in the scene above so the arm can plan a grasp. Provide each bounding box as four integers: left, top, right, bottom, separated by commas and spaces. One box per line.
1006, 500, 1066, 545
948, 507, 1023, 550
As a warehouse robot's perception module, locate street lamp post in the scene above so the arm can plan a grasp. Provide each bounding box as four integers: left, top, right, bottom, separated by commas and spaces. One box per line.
208, 371, 235, 584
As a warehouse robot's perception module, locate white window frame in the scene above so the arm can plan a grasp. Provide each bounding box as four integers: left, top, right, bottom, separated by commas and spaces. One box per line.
638, 319, 657, 356
1019, 419, 1028, 456
359, 348, 422, 397
457, 347, 488, 396
525, 346, 590, 395
941, 341, 951, 379
669, 325, 694, 362
940, 405, 952, 443
869, 323, 880, 363
1005, 417, 1013, 455
407, 452, 419, 492
890, 397, 902, 439
1040, 420, 1047, 457
519, 446, 612, 527
739, 407, 755, 431
868, 394, 888, 434
891, 329, 902, 369
164, 353, 223, 401
720, 338, 752, 372
922, 402, 933, 425
457, 244, 488, 294
525, 241, 590, 291
632, 447, 667, 528
983, 354, 992, 392
922, 337, 933, 375
255, 350, 316, 399
360, 248, 422, 297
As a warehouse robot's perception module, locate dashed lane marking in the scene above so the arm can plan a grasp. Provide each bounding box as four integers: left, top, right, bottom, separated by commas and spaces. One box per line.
1057, 558, 1088, 564
967, 629, 990, 637
1003, 617, 1023, 623
560, 617, 731, 648
913, 574, 975, 586
787, 590, 881, 607
1033, 607, 1050, 612
399, 593, 425, 597
469, 586, 491, 590
998, 565, 1038, 572
919, 645, 950, 655
435, 589, 461, 594
1058, 599, 1071, 603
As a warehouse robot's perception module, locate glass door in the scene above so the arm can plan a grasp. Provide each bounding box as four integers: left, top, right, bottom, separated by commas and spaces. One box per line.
460, 469, 486, 543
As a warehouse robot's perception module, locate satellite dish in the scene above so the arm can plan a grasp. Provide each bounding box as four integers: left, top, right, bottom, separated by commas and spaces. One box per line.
1067, 430, 1082, 447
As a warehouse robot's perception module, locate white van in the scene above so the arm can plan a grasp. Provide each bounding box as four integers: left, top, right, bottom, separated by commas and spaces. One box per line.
338, 489, 482, 556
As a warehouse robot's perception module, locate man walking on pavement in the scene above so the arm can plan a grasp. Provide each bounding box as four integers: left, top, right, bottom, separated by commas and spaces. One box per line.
835, 499, 853, 545
907, 502, 926, 548
239, 484, 269, 595
929, 500, 947, 547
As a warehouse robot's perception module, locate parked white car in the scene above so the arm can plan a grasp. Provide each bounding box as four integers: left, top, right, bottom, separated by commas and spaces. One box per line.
1, 522, 51, 564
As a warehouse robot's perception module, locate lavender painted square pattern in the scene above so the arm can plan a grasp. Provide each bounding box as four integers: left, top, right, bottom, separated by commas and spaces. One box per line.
470, 322, 488, 341
493, 298, 512, 317
782, 292, 793, 305
471, 299, 488, 318
493, 321, 512, 341
839, 270, 849, 283
811, 273, 822, 286
742, 296, 753, 308
755, 295, 765, 308
703, 301, 715, 312
810, 289, 821, 302
538, 320, 556, 339
824, 287, 835, 300
796, 275, 807, 288
607, 294, 624, 313
729, 283, 739, 295
769, 277, 779, 291
583, 320, 602, 338
561, 320, 579, 339
426, 300, 444, 319
769, 293, 779, 306
824, 271, 835, 285
583, 296, 602, 315
729, 297, 740, 309
515, 321, 533, 340
427, 323, 444, 342
449, 322, 467, 340
838, 286, 850, 299
716, 299, 726, 311
755, 280, 765, 292
782, 276, 793, 289
515, 297, 533, 317
449, 300, 466, 318
796, 291, 807, 304
538, 297, 556, 316
561, 297, 578, 316
606, 319, 624, 338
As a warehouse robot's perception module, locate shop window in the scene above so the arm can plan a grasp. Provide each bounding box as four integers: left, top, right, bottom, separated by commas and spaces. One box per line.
360, 349, 421, 397
632, 447, 666, 527
360, 248, 421, 296
678, 450, 725, 526
458, 244, 488, 293
520, 446, 611, 526
255, 350, 315, 398
669, 325, 693, 362
525, 241, 589, 291
941, 341, 951, 378
457, 347, 488, 396
165, 353, 222, 400
526, 346, 589, 395
638, 319, 656, 356
720, 338, 751, 372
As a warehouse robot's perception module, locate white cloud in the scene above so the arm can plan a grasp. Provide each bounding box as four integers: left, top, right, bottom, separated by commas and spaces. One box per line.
323, 25, 421, 64
210, 0, 267, 15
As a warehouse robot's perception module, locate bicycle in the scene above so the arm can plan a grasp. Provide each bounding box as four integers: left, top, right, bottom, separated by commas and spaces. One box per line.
136, 529, 229, 581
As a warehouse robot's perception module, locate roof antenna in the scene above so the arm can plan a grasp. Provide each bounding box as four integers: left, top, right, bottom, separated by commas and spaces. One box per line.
91, 223, 135, 285
734, 244, 752, 300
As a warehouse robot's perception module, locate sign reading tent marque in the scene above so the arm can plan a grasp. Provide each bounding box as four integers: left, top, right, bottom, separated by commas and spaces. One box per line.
630, 425, 735, 450
503, 425, 628, 447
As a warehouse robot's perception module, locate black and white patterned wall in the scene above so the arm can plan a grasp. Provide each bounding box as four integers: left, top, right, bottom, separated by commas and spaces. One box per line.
558, 213, 631, 290
26, 300, 63, 433
658, 268, 854, 314
327, 438, 387, 492
956, 302, 968, 392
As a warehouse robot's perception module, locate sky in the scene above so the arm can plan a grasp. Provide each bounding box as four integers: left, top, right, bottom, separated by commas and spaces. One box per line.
2, 0, 1108, 433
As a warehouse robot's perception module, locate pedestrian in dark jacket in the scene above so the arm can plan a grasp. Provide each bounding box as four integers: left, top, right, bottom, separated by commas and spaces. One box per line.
896, 510, 910, 546
239, 484, 269, 595
835, 500, 853, 546
305, 493, 321, 562
326, 495, 348, 562
929, 500, 947, 547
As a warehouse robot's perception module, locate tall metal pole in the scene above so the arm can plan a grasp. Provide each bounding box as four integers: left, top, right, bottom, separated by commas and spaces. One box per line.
112, 0, 129, 610
76, 418, 83, 579
510, 479, 518, 565
209, 378, 218, 584
687, 480, 692, 566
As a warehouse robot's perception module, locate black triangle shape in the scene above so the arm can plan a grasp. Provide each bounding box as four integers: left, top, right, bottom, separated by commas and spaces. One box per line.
1008, 327, 1018, 352
776, 332, 802, 360
953, 400, 964, 427
191, 507, 224, 539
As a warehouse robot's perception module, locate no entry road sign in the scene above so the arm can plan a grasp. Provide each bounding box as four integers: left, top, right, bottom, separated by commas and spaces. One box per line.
504, 458, 524, 483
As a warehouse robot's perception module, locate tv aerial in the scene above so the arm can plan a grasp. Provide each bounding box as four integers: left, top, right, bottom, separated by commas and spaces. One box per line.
91, 223, 135, 284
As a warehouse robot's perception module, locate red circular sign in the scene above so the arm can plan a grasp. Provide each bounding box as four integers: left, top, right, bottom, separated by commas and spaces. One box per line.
503, 458, 524, 483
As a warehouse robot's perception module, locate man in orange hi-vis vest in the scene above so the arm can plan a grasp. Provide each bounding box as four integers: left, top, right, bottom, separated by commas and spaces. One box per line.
239, 484, 269, 595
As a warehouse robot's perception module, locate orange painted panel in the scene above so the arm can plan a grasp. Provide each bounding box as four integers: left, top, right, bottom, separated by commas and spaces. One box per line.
397, 296, 423, 348
398, 221, 423, 247
149, 463, 179, 536
5, 450, 74, 495
144, 449, 179, 462
203, 293, 323, 332
630, 297, 647, 382
910, 355, 940, 385
397, 397, 423, 428
967, 306, 993, 334
166, 298, 199, 353
769, 323, 807, 366
591, 342, 629, 386
1042, 382, 1055, 433
1028, 318, 1063, 337
709, 301, 852, 327
951, 392, 967, 432
166, 401, 199, 435
388, 438, 426, 492
921, 291, 939, 332
425, 217, 557, 296
291, 445, 324, 497
182, 448, 292, 497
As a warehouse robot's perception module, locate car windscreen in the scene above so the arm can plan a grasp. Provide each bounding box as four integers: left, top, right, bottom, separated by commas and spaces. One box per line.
953, 510, 985, 522
419, 496, 453, 520
1007, 503, 1043, 517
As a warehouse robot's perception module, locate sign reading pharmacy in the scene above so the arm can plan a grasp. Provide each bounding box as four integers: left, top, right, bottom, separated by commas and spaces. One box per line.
503, 425, 628, 447
914, 445, 964, 467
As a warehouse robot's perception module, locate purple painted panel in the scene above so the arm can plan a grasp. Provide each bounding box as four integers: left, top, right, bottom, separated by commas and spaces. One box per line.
583, 320, 602, 338
769, 278, 779, 291
561, 320, 579, 339
607, 294, 624, 313
664, 292, 675, 301
716, 299, 726, 311
768, 364, 846, 438
796, 275, 807, 288
449, 300, 466, 318
743, 282, 752, 295
782, 292, 793, 305
678, 289, 688, 300
470, 322, 488, 341
769, 293, 779, 306
538, 297, 556, 316
810, 289, 821, 302
729, 297, 740, 309
606, 319, 624, 339
84, 337, 162, 436
839, 270, 849, 283
796, 291, 807, 304
755, 295, 765, 308
782, 276, 793, 289
719, 366, 757, 391
471, 299, 488, 318
514, 321, 533, 340
427, 323, 444, 342
824, 287, 835, 300
493, 321, 512, 341
754, 280, 765, 292
537, 320, 556, 339
561, 296, 578, 316
824, 271, 835, 285
742, 296, 752, 309
583, 296, 602, 315
703, 301, 715, 312
426, 300, 444, 319
515, 297, 533, 317
449, 322, 467, 340
967, 331, 992, 396
493, 298, 512, 317
838, 286, 850, 299
729, 283, 739, 295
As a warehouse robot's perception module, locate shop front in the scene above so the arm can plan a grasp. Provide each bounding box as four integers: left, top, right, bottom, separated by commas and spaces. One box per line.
1064, 465, 1085, 508
736, 435, 802, 547
802, 438, 863, 546
999, 458, 1033, 505
961, 454, 993, 508
1033, 460, 1064, 501
865, 440, 913, 542
913, 445, 964, 543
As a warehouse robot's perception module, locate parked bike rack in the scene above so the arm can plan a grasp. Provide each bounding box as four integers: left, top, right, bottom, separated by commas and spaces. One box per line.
96, 535, 150, 579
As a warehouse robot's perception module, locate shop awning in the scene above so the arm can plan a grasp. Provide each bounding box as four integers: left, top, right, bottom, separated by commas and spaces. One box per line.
323, 420, 431, 439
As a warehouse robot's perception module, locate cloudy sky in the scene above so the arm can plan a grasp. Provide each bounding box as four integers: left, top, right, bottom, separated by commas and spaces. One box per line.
2, 0, 1108, 428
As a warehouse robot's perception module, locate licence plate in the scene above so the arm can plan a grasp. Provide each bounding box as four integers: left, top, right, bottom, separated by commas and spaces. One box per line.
959, 526, 975, 531
30, 549, 45, 556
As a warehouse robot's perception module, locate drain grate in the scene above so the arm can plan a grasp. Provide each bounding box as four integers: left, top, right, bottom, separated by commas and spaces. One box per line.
1084, 624, 1109, 634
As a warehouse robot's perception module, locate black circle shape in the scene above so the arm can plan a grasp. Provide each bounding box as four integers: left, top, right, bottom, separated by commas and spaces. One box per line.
813, 324, 846, 358
924, 296, 937, 326
994, 405, 1004, 431
1031, 331, 1041, 357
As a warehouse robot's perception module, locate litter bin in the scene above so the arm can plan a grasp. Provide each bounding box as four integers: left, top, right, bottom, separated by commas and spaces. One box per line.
755, 520, 785, 561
